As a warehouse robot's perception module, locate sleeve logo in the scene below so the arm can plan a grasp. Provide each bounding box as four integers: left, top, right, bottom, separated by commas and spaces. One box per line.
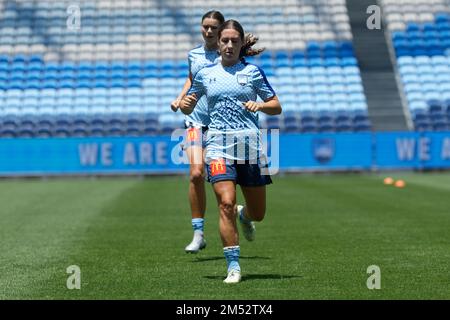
209, 159, 226, 176
187, 127, 200, 142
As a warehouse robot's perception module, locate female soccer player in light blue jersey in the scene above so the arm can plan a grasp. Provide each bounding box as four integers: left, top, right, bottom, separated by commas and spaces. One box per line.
180, 20, 282, 283
171, 12, 259, 254
171, 11, 225, 254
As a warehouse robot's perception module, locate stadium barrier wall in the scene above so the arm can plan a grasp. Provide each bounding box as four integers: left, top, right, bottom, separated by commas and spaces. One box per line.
0, 132, 449, 176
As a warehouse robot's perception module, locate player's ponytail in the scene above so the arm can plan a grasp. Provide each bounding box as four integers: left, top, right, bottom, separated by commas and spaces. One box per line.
218, 20, 265, 58
242, 33, 265, 57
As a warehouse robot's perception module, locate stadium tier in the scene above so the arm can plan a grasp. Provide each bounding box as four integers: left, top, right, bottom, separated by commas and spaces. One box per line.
0, 0, 370, 137
381, 0, 450, 131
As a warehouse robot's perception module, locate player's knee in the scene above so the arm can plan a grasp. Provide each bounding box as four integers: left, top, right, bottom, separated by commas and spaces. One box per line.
247, 207, 265, 222
189, 168, 203, 184
219, 199, 236, 218
251, 212, 265, 222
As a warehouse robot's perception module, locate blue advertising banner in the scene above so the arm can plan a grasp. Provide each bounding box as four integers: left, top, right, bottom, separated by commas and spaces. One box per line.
0, 132, 449, 176
279, 133, 373, 170
375, 132, 450, 169
0, 136, 188, 175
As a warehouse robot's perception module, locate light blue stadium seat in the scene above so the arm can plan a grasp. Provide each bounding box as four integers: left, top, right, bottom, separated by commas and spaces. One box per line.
56, 96, 73, 107
311, 66, 327, 76
420, 74, 437, 84
311, 75, 328, 85
57, 87, 75, 100
295, 75, 310, 85
332, 93, 350, 104
8, 80, 26, 90
403, 74, 420, 84
111, 69, 125, 79
329, 75, 346, 85
293, 67, 308, 77
325, 58, 340, 67
315, 93, 332, 104
78, 62, 93, 71
397, 56, 414, 66
349, 93, 366, 103
92, 96, 108, 106
282, 93, 298, 104
425, 91, 442, 100
347, 83, 364, 94
11, 62, 26, 72
0, 55, 9, 63
404, 83, 422, 94
13, 55, 27, 63
307, 58, 324, 67
314, 85, 330, 94
423, 83, 438, 92
297, 85, 313, 94
350, 102, 368, 112
11, 70, 25, 81
343, 66, 360, 76
330, 84, 346, 94
345, 75, 362, 85
299, 93, 314, 104
399, 65, 417, 75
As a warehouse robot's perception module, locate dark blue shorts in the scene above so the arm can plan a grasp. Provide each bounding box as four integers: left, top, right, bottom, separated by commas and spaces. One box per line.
184, 122, 208, 149
206, 159, 273, 187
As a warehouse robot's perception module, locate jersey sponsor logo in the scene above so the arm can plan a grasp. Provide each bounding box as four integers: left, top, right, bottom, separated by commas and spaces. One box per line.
236, 73, 249, 86
312, 138, 335, 164
209, 158, 227, 176
186, 127, 200, 142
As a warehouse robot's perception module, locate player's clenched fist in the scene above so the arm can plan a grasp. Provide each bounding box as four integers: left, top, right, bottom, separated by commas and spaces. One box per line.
243, 101, 263, 113
170, 98, 181, 112
180, 93, 198, 114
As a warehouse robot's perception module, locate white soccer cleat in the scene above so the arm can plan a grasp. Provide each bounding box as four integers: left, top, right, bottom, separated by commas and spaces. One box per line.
223, 269, 242, 284
185, 233, 206, 253
238, 205, 255, 242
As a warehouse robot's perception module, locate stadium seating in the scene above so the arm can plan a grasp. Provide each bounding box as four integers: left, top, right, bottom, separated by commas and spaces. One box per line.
0, 0, 370, 137
381, 0, 450, 131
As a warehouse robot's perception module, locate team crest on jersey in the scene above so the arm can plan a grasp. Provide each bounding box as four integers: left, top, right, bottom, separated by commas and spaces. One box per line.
236, 73, 249, 86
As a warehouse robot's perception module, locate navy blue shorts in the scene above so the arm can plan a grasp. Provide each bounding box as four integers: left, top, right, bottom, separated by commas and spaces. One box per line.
184, 122, 208, 149
206, 159, 273, 187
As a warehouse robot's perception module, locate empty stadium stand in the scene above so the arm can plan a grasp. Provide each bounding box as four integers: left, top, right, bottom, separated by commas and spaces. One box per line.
0, 0, 372, 137
381, 0, 450, 131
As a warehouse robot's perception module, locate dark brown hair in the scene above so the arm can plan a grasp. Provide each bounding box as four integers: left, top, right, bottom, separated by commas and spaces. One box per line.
218, 19, 264, 57
201, 10, 225, 24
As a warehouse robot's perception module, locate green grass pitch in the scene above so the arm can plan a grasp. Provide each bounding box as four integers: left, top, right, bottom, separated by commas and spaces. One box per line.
0, 172, 449, 299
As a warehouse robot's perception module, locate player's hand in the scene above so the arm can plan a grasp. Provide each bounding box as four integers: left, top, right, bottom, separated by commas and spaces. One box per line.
171, 98, 181, 112
180, 94, 197, 114
243, 101, 263, 113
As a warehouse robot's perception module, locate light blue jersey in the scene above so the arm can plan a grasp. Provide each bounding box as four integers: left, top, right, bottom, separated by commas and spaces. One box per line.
185, 45, 220, 127
188, 60, 276, 162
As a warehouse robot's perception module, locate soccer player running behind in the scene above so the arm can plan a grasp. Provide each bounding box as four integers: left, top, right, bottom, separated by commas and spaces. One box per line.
171, 11, 225, 253
180, 20, 282, 283
171, 12, 260, 254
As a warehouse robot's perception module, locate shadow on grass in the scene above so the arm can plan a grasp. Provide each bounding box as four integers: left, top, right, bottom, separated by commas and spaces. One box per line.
203, 274, 302, 282
192, 256, 271, 263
